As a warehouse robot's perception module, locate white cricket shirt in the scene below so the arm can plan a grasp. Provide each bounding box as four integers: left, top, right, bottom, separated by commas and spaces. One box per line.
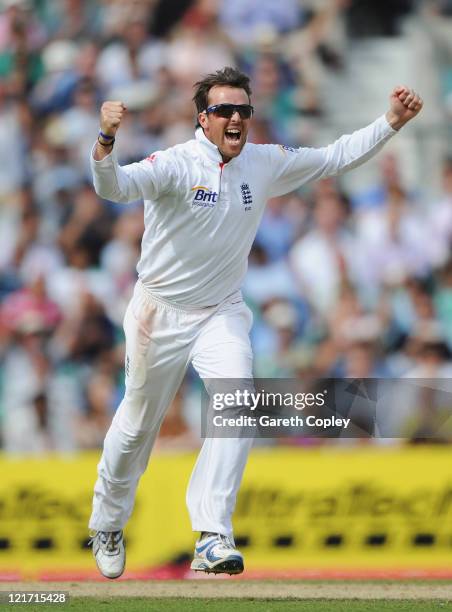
91, 116, 396, 307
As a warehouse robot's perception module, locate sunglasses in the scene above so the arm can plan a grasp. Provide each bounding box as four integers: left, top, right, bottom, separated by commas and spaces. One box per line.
204, 103, 254, 119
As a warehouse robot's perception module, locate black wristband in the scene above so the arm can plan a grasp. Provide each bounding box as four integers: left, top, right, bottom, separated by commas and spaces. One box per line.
97, 135, 115, 148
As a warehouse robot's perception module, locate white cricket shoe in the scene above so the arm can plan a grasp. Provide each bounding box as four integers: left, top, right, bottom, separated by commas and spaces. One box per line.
90, 530, 125, 579
191, 532, 244, 575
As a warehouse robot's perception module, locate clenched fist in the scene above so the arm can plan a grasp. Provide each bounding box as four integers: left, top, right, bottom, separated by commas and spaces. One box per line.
386, 86, 423, 131
100, 100, 127, 138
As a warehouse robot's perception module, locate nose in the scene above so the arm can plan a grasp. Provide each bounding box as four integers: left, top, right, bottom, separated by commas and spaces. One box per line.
230, 110, 241, 121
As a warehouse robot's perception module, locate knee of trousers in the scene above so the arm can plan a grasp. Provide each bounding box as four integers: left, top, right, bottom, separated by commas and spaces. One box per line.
117, 426, 150, 451
99, 425, 152, 484
111, 413, 155, 452
114, 388, 165, 437
113, 409, 162, 448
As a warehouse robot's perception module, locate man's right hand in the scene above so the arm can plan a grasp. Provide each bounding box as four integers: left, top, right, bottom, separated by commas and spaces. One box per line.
94, 101, 127, 161
100, 100, 127, 137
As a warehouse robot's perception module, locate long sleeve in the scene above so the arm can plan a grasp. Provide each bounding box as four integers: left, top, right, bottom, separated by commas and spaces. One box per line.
266, 114, 397, 198
90, 146, 176, 204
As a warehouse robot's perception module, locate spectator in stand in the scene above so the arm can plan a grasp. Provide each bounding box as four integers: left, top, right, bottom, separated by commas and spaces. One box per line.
0, 81, 29, 197
434, 258, 452, 347
290, 186, 358, 315
355, 185, 431, 300
428, 158, 452, 267
96, 13, 167, 91
218, 0, 303, 47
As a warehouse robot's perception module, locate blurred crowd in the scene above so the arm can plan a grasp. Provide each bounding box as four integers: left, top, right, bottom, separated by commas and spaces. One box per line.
0, 0, 452, 453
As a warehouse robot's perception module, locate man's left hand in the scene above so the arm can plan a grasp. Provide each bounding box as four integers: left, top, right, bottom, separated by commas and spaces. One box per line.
386, 86, 423, 131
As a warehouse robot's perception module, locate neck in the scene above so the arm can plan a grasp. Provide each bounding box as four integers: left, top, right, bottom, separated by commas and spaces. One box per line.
201, 129, 231, 162
213, 138, 231, 163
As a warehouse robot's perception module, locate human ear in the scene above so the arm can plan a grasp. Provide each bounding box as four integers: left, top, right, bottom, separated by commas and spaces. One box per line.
198, 112, 208, 129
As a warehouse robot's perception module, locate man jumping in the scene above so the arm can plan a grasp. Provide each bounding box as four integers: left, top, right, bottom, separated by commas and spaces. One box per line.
88, 66, 423, 578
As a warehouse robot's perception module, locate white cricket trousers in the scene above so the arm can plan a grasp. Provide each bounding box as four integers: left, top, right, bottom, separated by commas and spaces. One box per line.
89, 280, 254, 537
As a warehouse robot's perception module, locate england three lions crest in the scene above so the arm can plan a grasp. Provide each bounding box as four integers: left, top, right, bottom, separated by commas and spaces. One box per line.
240, 183, 252, 211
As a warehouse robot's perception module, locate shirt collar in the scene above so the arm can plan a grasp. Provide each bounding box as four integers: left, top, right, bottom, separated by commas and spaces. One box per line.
195, 127, 244, 166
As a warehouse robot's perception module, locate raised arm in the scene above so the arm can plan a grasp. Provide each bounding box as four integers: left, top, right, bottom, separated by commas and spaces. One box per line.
267, 86, 423, 198
91, 100, 174, 204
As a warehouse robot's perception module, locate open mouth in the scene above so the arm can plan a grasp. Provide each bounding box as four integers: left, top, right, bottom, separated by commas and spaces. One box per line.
224, 129, 241, 143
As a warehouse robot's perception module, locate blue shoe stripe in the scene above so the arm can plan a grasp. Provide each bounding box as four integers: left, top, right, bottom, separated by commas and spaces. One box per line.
206, 544, 222, 563
195, 538, 216, 554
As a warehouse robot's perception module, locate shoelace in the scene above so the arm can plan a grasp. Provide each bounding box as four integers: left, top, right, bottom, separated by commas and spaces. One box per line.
89, 531, 122, 552
200, 533, 236, 549
102, 531, 122, 552
218, 534, 235, 549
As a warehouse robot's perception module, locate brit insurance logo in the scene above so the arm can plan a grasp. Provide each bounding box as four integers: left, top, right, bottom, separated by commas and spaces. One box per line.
191, 185, 218, 208
240, 183, 252, 211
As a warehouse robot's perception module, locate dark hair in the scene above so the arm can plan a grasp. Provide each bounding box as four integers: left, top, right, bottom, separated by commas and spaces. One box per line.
192, 66, 252, 114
